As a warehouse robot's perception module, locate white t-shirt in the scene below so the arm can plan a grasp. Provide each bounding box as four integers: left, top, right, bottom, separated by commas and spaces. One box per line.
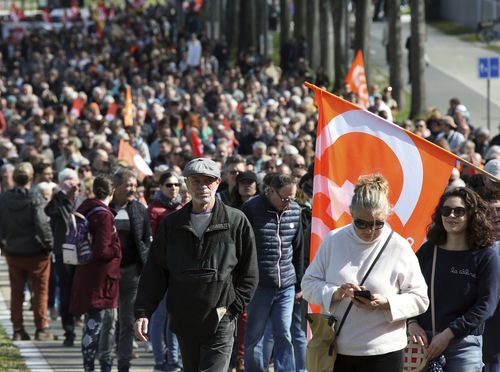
302, 225, 429, 356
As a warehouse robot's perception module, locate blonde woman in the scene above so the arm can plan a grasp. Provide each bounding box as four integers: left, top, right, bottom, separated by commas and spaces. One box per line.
302, 174, 429, 371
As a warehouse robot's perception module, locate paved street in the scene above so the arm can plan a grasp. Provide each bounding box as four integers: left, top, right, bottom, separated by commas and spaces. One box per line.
0, 255, 156, 372
370, 15, 500, 135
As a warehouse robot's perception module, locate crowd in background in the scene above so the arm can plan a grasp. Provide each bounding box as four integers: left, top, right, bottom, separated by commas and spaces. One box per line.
0, 2, 500, 372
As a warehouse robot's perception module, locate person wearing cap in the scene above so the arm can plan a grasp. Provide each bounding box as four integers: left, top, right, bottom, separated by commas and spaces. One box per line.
435, 115, 465, 153
134, 158, 258, 372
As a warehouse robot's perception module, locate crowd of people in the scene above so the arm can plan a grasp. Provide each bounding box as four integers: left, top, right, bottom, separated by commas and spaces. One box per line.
0, 2, 499, 372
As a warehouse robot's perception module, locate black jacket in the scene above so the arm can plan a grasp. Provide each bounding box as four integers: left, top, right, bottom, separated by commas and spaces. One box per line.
111, 199, 152, 270
0, 187, 53, 257
44, 190, 74, 256
135, 198, 258, 342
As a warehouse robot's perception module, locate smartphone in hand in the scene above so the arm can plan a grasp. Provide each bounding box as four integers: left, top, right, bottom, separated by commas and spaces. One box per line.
353, 290, 372, 300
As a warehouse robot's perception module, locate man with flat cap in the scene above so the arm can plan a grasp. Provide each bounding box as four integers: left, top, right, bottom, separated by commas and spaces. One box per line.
134, 158, 258, 372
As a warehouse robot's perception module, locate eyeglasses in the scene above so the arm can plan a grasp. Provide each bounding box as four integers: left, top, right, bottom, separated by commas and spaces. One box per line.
269, 153, 278, 156
441, 206, 466, 217
353, 219, 385, 230
274, 188, 295, 204
164, 183, 180, 188
229, 170, 240, 176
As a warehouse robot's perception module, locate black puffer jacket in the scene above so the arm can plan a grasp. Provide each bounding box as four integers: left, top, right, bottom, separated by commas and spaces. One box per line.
135, 198, 258, 342
0, 188, 53, 257
44, 190, 74, 256
111, 199, 152, 270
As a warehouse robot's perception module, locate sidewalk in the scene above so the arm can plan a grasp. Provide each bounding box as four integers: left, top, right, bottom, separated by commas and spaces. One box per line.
0, 255, 156, 371
370, 16, 500, 134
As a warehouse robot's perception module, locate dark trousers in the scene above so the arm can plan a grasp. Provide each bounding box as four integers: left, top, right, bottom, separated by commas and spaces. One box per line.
177, 314, 236, 372
334, 349, 404, 372
55, 254, 75, 339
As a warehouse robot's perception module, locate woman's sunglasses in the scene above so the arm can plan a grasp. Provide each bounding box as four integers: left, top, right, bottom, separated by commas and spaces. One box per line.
440, 206, 466, 217
353, 219, 385, 230
164, 183, 180, 188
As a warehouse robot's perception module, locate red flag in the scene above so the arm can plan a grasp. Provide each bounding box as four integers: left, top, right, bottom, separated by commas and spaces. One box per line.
306, 84, 458, 313
123, 85, 133, 127
190, 129, 204, 157
223, 116, 231, 130
106, 102, 118, 121
70, 96, 85, 118
10, 4, 25, 22
0, 111, 6, 134
117, 140, 153, 180
345, 50, 370, 108
42, 8, 51, 23
94, 3, 107, 39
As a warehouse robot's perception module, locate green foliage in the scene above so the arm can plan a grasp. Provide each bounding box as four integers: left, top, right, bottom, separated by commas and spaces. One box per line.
0, 327, 28, 372
430, 21, 472, 35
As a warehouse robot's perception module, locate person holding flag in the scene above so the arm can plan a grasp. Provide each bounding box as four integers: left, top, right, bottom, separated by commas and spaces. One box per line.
302, 174, 429, 371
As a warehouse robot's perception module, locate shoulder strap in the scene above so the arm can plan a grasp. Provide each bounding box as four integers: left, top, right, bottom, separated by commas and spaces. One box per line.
431, 245, 437, 336
335, 230, 394, 337
86, 206, 112, 219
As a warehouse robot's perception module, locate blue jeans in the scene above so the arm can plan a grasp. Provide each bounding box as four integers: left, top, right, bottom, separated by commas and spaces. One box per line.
259, 301, 307, 372
485, 363, 500, 372
436, 334, 483, 372
149, 293, 180, 366
244, 286, 296, 372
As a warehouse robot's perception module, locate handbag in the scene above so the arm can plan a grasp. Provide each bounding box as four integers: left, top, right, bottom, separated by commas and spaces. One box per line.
306, 230, 394, 372
403, 245, 437, 371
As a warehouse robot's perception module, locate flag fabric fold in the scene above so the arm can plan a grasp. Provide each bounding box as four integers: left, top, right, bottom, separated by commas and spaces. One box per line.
123, 85, 134, 127
117, 140, 153, 180
306, 83, 458, 265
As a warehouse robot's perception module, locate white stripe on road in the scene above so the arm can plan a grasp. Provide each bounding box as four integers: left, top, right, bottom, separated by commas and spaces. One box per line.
0, 284, 54, 371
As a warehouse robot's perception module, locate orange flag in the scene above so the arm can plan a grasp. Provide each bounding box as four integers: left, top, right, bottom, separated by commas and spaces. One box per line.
345, 50, 370, 108
117, 140, 153, 180
190, 129, 204, 158
306, 82, 458, 270
70, 96, 85, 118
123, 85, 133, 127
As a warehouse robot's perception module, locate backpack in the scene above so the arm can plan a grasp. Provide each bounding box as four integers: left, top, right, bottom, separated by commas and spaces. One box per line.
62, 206, 111, 265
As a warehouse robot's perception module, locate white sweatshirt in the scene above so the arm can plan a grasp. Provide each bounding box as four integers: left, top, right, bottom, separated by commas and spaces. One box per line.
302, 225, 429, 356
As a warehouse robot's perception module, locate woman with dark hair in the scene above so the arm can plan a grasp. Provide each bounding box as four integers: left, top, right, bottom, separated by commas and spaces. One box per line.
228, 171, 259, 371
229, 171, 259, 209
70, 175, 121, 372
408, 187, 500, 372
147, 171, 183, 372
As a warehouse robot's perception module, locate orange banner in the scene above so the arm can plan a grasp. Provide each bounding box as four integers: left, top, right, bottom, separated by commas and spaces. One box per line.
345, 50, 370, 109
123, 85, 133, 127
117, 140, 153, 180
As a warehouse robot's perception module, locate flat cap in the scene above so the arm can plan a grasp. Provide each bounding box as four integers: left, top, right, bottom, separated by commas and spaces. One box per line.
182, 158, 221, 179
237, 171, 257, 184
484, 159, 500, 178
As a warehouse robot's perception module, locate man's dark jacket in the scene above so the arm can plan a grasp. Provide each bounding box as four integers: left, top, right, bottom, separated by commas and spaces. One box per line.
0, 188, 53, 256
44, 190, 74, 256
111, 199, 152, 269
135, 198, 258, 342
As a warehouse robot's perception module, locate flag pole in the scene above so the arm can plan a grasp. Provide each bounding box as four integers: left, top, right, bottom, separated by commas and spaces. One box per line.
304, 81, 500, 184
455, 157, 500, 183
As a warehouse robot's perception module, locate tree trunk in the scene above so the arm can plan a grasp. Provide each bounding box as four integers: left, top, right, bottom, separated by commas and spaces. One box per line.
331, 0, 347, 91
239, 0, 256, 53
354, 0, 373, 85
319, 0, 333, 84
294, 0, 307, 41
409, 0, 427, 119
225, 0, 239, 54
387, 0, 403, 110
307, 0, 321, 71
280, 0, 291, 63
